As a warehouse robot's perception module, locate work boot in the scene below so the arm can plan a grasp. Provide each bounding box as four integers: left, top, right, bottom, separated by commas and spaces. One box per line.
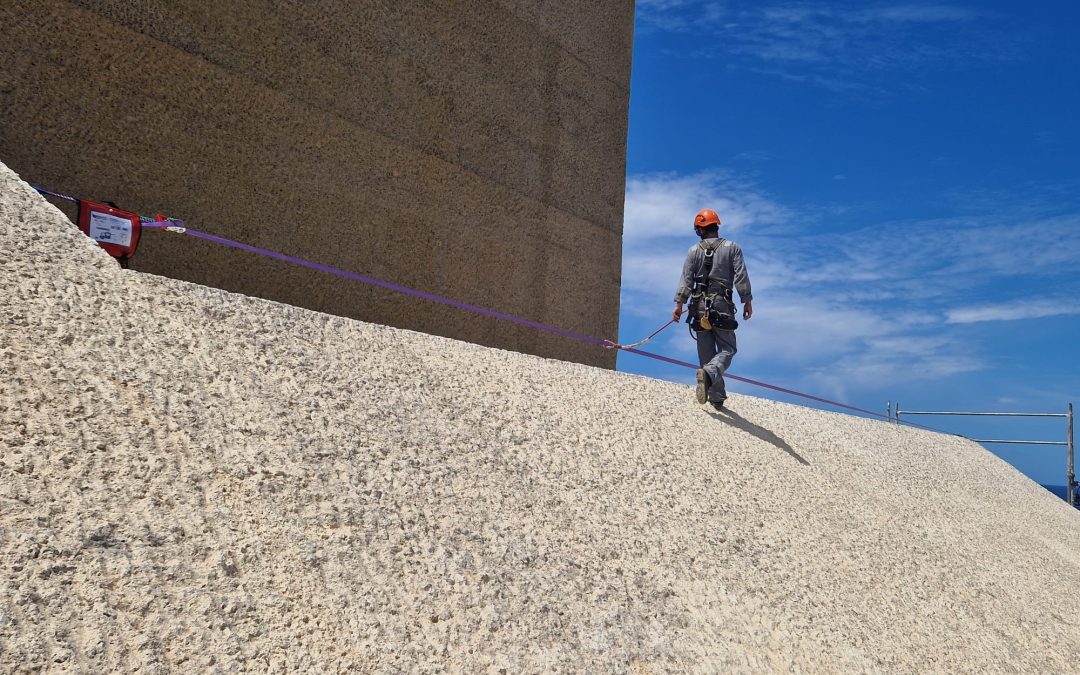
695, 369, 710, 404
711, 399, 726, 411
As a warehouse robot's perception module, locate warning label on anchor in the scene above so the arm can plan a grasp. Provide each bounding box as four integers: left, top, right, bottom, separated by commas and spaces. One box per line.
88, 211, 133, 247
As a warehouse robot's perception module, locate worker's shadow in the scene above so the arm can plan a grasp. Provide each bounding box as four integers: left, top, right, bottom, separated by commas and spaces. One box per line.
707, 408, 810, 466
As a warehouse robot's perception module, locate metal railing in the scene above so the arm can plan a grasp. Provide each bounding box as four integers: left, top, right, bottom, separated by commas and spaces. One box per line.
889, 402, 1075, 507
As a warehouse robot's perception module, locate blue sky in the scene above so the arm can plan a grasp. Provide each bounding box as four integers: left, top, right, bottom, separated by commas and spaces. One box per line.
616, 0, 1080, 489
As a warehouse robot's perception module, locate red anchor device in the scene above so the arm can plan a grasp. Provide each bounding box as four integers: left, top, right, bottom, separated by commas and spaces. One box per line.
77, 199, 142, 263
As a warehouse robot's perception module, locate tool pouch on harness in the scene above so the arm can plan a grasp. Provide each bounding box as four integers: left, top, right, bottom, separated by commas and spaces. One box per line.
686, 239, 740, 333
689, 292, 739, 332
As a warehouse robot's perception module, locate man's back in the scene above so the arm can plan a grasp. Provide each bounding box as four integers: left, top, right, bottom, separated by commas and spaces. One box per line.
674, 237, 753, 311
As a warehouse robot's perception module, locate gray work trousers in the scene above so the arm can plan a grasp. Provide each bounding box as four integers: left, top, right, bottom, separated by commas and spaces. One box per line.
696, 328, 737, 402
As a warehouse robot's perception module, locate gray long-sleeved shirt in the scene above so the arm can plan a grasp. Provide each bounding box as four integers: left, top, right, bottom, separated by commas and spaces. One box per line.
673, 237, 753, 308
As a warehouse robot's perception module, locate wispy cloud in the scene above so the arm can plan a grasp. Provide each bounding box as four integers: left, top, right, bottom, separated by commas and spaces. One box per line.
636, 0, 700, 31
946, 301, 1080, 324
637, 2, 1016, 95
624, 171, 792, 243
731, 149, 775, 163
755, 213, 1080, 300
863, 5, 979, 22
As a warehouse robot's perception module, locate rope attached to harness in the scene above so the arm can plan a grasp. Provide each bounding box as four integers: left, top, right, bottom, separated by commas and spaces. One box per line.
603, 319, 676, 350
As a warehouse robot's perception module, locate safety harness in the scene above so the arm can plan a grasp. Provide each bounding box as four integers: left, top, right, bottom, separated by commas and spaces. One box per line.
687, 238, 739, 334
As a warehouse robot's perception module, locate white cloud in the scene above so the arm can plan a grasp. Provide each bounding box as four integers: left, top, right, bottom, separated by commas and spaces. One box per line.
737, 297, 892, 366
635, 0, 699, 31
862, 5, 980, 23
732, 149, 774, 162
620, 250, 686, 304
946, 301, 1080, 324
752, 214, 1080, 299
805, 347, 984, 400
623, 171, 791, 244
637, 2, 1012, 95
637, 0, 694, 9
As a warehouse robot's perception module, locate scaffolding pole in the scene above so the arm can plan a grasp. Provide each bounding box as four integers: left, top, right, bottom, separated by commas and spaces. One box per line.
895, 404, 1076, 507
1069, 403, 1075, 507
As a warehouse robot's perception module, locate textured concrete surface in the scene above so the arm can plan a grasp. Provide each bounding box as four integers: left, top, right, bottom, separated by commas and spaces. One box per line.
0, 0, 632, 368
4, 163, 1080, 671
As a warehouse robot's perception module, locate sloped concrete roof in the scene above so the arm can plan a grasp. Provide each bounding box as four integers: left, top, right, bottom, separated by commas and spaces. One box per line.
2, 161, 1079, 672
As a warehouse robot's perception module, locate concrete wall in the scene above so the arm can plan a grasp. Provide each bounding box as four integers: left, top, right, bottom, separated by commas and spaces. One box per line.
0, 1, 633, 367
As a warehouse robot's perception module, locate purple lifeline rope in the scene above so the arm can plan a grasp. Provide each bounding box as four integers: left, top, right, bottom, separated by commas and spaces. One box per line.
155, 226, 940, 429
618, 347, 881, 417
142, 223, 610, 349
617, 345, 947, 432
33, 184, 951, 433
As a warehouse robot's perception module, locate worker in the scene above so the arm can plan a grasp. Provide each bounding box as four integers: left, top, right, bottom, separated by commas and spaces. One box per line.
672, 209, 753, 410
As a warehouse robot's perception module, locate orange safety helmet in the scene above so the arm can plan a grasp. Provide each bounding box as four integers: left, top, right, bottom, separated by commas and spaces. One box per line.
694, 208, 721, 229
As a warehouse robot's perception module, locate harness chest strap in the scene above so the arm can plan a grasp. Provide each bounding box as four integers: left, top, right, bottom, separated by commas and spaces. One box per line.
690, 238, 733, 303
